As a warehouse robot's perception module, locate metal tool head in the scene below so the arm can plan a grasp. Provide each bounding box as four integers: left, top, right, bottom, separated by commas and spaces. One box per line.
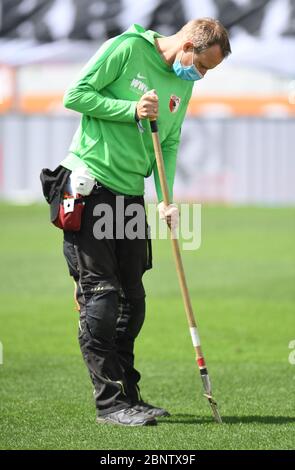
203, 393, 223, 424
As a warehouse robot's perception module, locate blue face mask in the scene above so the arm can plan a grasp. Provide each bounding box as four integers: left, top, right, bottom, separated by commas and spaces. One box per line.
173, 50, 203, 81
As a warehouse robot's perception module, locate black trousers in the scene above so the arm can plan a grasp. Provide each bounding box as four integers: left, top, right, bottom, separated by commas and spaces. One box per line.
63, 185, 152, 416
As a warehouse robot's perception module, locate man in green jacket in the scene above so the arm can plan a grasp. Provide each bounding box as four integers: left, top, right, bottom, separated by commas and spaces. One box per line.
61, 18, 231, 426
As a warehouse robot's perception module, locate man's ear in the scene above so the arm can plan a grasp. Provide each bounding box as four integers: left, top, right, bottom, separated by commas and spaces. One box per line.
182, 41, 194, 53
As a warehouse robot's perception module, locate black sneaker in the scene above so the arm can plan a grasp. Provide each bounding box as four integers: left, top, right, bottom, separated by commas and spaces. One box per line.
96, 407, 157, 426
133, 400, 170, 418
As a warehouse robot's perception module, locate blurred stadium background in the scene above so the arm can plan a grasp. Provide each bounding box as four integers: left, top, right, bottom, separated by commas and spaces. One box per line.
0, 0, 295, 205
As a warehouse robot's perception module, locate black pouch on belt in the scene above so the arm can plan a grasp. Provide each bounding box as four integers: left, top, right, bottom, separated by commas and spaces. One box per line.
40, 165, 85, 231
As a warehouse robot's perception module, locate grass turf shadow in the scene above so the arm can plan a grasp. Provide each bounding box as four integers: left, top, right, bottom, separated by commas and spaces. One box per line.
161, 414, 295, 425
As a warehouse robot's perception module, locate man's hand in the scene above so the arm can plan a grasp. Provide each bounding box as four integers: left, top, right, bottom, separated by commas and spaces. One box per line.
158, 201, 179, 230
136, 89, 158, 120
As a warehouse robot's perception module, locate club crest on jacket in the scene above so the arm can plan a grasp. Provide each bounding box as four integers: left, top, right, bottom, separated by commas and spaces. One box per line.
169, 95, 181, 113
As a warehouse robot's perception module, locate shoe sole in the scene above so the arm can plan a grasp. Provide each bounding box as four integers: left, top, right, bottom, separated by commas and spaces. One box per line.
149, 411, 170, 418
96, 417, 157, 427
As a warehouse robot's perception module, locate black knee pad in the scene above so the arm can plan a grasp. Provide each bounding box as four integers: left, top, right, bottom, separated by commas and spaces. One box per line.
86, 290, 118, 343
117, 295, 145, 339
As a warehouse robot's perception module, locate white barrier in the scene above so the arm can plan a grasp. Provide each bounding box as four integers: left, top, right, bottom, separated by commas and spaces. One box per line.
0, 115, 294, 205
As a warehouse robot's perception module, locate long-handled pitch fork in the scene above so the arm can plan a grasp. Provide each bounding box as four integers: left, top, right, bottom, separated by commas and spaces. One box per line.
149, 119, 222, 424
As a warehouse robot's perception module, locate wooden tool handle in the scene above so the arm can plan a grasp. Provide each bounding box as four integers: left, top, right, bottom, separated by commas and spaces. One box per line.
149, 120, 223, 424
149, 120, 198, 332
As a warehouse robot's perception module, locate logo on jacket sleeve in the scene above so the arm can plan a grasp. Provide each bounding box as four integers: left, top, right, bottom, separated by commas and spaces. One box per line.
169, 95, 181, 113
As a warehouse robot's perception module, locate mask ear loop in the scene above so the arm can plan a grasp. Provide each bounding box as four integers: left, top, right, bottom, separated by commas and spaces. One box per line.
179, 50, 184, 66
180, 47, 195, 68
191, 48, 195, 66
179, 49, 193, 69
191, 48, 203, 78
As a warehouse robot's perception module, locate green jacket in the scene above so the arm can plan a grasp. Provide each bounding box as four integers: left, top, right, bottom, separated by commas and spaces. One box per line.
61, 24, 193, 201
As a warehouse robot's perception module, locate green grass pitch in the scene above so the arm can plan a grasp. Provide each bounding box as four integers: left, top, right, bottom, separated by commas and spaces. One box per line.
0, 203, 294, 450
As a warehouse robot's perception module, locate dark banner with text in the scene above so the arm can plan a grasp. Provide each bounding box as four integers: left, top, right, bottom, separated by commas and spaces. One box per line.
0, 0, 294, 75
